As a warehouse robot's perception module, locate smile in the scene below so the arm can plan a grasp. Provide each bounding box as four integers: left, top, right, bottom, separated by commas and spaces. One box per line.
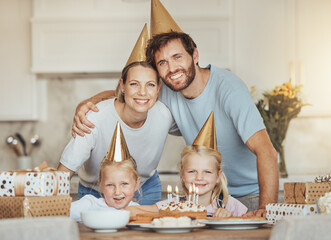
170, 72, 183, 80
134, 99, 149, 104
113, 197, 125, 202
194, 183, 206, 188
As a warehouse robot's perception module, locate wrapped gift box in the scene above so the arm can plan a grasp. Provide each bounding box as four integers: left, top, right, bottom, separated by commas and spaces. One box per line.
0, 195, 72, 219
266, 203, 318, 223
284, 182, 331, 204
0, 164, 70, 197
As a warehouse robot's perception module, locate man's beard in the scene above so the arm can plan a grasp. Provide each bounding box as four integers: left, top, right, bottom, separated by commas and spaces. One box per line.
162, 59, 196, 92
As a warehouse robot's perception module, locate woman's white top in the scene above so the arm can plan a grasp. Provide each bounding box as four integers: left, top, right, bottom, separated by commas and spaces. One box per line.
60, 99, 178, 191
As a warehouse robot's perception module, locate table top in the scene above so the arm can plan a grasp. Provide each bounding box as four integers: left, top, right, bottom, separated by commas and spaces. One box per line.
79, 223, 272, 240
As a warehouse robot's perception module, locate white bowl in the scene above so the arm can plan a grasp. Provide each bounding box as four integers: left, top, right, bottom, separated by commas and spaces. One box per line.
81, 209, 130, 232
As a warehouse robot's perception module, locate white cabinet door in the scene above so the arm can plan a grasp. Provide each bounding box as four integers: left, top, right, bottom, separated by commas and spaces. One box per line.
0, 0, 37, 121
31, 0, 233, 73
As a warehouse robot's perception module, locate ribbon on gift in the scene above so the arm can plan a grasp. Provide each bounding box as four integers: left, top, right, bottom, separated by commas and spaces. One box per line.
315, 174, 331, 182
7, 161, 65, 196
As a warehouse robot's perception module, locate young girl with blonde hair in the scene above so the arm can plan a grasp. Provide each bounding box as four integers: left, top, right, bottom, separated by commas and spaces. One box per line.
178, 145, 247, 217
70, 156, 141, 222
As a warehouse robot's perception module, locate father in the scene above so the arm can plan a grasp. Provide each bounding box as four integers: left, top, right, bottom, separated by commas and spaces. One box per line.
71, 1, 278, 217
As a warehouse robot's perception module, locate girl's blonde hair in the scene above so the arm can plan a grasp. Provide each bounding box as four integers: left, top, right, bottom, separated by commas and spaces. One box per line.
115, 61, 160, 103
98, 157, 139, 185
180, 145, 229, 209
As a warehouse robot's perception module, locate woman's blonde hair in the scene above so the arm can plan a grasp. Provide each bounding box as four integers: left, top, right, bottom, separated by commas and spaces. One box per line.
98, 157, 139, 185
115, 61, 160, 103
180, 145, 229, 209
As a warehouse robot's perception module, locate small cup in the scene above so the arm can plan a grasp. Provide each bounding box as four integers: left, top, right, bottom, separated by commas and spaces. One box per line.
17, 156, 32, 169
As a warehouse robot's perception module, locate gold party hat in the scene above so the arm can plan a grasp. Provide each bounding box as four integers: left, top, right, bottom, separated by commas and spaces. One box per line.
150, 0, 183, 37
125, 23, 149, 67
192, 112, 217, 151
105, 122, 131, 162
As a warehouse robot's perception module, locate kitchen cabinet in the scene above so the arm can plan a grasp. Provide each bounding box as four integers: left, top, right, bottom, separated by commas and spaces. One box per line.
31, 0, 233, 73
0, 0, 38, 121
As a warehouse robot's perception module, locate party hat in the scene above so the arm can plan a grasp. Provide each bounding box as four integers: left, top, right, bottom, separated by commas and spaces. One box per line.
125, 23, 149, 67
150, 0, 183, 37
192, 112, 217, 151
105, 122, 131, 162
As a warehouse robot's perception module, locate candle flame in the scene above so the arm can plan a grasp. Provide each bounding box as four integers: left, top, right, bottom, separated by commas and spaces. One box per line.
189, 185, 192, 194
192, 183, 196, 191
167, 185, 172, 193
175, 186, 179, 194
196, 187, 199, 194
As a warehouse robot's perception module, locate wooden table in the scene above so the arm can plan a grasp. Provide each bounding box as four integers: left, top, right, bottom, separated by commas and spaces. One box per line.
79, 224, 272, 240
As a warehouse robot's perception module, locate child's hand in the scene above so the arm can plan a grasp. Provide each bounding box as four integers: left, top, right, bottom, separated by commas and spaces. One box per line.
125, 204, 159, 217
213, 207, 232, 218
125, 206, 139, 216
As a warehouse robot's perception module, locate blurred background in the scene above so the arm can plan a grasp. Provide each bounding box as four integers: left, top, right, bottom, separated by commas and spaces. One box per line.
0, 0, 330, 189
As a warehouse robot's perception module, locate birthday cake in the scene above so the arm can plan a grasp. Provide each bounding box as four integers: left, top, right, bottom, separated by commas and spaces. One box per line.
159, 201, 207, 219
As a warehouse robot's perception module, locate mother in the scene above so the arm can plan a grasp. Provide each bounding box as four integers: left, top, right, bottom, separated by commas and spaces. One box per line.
57, 25, 178, 205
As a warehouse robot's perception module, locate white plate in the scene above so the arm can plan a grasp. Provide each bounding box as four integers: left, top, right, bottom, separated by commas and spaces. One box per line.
200, 219, 269, 230
91, 228, 120, 233
139, 223, 205, 233
126, 223, 149, 231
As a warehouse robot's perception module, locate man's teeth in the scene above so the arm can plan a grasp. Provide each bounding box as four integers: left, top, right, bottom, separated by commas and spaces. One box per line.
135, 99, 148, 103
170, 72, 183, 80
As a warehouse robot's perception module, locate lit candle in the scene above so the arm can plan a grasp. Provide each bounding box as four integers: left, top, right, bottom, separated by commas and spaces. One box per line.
196, 187, 199, 205
167, 185, 172, 203
175, 186, 179, 203
192, 183, 196, 204
188, 185, 192, 203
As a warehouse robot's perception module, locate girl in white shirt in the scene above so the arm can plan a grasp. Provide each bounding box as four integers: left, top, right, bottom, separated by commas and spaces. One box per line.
70, 157, 140, 222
